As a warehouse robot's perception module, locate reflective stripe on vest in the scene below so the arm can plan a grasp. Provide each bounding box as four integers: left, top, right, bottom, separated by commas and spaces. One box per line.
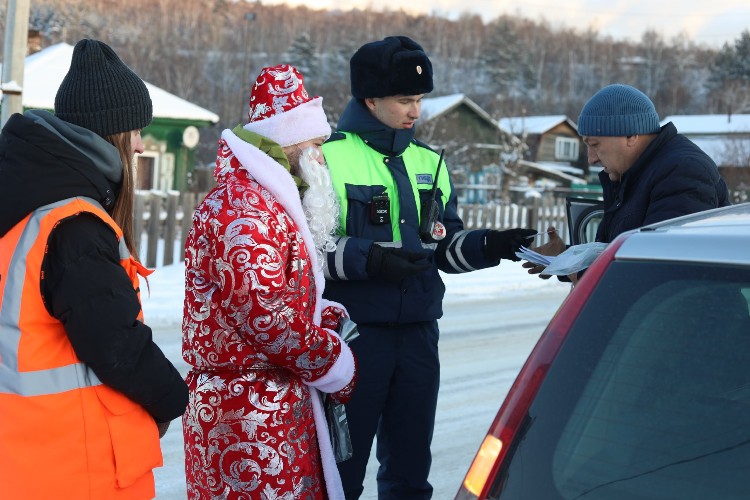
0, 196, 132, 396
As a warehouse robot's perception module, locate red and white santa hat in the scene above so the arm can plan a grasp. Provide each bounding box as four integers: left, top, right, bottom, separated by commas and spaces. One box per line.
243, 64, 331, 147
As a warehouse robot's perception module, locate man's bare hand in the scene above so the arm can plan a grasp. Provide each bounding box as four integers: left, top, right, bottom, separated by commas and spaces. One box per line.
521, 226, 566, 278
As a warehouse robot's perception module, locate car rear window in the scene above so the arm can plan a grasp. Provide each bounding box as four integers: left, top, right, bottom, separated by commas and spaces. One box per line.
490, 261, 750, 499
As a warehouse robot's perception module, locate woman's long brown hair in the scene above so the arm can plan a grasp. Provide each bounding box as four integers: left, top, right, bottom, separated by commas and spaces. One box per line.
104, 131, 139, 261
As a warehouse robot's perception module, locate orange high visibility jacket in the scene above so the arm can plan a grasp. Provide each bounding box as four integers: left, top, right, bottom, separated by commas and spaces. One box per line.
0, 197, 162, 499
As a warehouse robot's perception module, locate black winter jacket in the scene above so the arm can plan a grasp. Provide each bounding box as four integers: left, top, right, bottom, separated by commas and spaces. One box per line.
0, 110, 188, 423
596, 122, 730, 243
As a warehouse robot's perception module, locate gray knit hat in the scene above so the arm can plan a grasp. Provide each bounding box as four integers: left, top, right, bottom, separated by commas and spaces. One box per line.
577, 84, 661, 137
55, 39, 153, 137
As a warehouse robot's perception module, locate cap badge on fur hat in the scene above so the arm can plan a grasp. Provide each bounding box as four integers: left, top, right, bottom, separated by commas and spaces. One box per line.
417, 66, 423, 75
243, 64, 331, 148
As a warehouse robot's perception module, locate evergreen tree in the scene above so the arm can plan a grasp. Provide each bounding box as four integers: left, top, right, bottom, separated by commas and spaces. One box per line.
287, 32, 318, 83
708, 30, 750, 113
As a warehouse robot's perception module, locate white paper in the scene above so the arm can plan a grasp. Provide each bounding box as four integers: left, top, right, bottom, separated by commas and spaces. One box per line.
541, 242, 608, 275
515, 246, 552, 266
516, 242, 608, 276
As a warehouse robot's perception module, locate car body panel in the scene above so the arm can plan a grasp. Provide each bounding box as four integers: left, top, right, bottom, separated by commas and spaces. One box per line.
614, 204, 750, 265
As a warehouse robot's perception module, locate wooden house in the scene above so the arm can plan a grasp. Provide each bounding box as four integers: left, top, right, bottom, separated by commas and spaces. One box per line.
419, 93, 516, 172
498, 115, 584, 168
419, 93, 521, 203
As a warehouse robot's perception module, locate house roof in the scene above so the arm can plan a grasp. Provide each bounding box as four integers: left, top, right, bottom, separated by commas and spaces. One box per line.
689, 136, 730, 162
661, 114, 750, 135
421, 93, 500, 130
688, 135, 750, 168
1, 43, 219, 124
499, 115, 578, 135
519, 159, 585, 185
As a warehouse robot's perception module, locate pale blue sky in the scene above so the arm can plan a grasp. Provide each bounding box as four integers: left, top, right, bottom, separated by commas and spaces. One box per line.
262, 0, 749, 48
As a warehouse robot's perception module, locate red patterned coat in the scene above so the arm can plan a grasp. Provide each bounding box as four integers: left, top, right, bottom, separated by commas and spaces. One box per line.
182, 129, 355, 500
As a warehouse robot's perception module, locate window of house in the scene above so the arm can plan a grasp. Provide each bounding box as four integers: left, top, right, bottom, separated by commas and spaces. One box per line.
555, 137, 579, 161
136, 154, 158, 190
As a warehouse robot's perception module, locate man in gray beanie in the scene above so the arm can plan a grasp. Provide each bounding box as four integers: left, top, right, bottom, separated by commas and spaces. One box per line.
525, 83, 730, 281
321, 35, 535, 499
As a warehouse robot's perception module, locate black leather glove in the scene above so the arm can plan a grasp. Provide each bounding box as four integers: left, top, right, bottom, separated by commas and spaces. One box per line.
484, 228, 537, 261
366, 245, 431, 282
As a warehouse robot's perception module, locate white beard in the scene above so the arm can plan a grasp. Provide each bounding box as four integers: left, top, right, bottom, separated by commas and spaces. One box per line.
298, 147, 340, 272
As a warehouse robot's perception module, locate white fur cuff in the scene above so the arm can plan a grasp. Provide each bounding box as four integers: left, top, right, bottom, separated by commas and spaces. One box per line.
307, 334, 355, 393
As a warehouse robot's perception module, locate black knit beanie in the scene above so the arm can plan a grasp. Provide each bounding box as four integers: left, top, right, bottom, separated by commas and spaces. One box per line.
350, 36, 433, 99
54, 39, 153, 137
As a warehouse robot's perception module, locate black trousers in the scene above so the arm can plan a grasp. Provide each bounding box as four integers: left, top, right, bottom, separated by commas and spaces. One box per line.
337, 320, 440, 499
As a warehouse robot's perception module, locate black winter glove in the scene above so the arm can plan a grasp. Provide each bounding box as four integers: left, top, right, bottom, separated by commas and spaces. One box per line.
366, 245, 431, 282
484, 228, 537, 262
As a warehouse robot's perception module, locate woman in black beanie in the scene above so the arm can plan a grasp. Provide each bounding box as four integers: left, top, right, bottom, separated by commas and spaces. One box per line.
0, 39, 188, 499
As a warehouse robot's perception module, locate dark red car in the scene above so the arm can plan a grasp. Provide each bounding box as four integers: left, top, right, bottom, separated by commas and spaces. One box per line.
456, 203, 750, 499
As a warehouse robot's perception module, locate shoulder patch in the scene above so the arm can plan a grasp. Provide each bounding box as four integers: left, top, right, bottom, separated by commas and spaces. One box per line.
326, 131, 347, 143
416, 173, 433, 185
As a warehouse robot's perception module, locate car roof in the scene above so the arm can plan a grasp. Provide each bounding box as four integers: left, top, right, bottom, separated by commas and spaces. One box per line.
614, 202, 750, 266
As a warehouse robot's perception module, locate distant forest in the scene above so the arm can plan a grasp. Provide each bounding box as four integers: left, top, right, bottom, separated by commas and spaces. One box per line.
3, 0, 749, 164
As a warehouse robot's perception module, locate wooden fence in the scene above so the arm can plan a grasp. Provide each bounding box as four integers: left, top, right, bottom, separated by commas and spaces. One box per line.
134, 191, 571, 268
457, 196, 570, 243
134, 190, 206, 268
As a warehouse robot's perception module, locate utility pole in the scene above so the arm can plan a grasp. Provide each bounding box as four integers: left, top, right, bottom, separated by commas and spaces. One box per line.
239, 11, 256, 125
1, 0, 30, 128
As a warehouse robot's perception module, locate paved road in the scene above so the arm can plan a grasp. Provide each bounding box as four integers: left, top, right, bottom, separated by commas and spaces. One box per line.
152, 287, 569, 499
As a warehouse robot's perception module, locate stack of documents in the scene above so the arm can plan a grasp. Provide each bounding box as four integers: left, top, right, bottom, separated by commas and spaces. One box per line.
515, 246, 552, 266
516, 242, 609, 276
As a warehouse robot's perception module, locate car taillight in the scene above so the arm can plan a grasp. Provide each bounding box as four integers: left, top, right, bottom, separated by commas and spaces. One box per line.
460, 435, 503, 497
455, 235, 628, 500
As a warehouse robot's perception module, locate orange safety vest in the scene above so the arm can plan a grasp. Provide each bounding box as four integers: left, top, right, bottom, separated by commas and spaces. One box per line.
0, 197, 162, 499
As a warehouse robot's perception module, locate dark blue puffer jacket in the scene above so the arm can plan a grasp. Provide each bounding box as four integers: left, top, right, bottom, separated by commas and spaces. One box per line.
596, 122, 730, 243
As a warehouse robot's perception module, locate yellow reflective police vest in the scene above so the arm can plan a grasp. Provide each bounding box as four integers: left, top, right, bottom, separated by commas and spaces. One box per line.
323, 132, 452, 243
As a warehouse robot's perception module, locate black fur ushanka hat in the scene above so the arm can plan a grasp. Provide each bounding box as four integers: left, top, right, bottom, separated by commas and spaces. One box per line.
350, 36, 434, 99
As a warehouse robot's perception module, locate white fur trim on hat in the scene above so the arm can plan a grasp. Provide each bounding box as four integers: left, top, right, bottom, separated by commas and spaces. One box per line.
243, 96, 331, 147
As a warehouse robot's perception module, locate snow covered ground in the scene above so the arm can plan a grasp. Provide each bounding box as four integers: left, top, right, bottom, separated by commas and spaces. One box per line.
142, 259, 571, 499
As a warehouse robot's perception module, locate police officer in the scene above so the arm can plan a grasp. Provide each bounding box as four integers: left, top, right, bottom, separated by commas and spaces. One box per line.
322, 36, 535, 499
